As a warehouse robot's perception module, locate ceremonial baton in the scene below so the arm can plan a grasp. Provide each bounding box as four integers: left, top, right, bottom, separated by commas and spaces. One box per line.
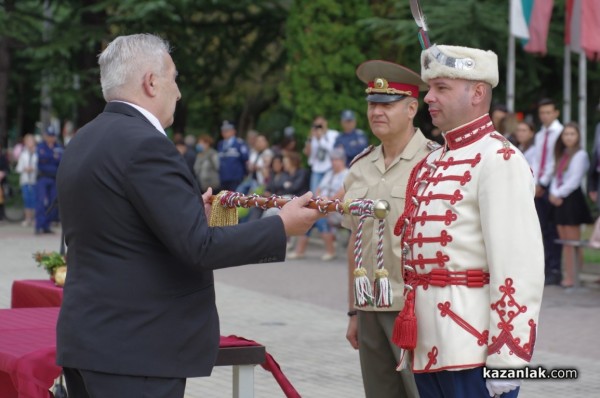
208, 190, 390, 227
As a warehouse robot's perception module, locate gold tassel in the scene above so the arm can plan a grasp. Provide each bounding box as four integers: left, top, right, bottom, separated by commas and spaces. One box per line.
208, 191, 239, 227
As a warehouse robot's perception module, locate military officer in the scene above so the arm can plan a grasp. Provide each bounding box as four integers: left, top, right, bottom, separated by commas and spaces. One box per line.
343, 60, 436, 398
393, 45, 544, 397
217, 121, 249, 191
35, 125, 63, 234
334, 109, 369, 167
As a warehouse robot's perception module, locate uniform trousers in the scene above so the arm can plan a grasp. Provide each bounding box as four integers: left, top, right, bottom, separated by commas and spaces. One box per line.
35, 176, 58, 231
414, 367, 519, 398
63, 367, 186, 398
357, 310, 419, 398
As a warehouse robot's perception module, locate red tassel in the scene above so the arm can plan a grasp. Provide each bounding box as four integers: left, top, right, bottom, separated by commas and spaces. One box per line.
392, 290, 417, 349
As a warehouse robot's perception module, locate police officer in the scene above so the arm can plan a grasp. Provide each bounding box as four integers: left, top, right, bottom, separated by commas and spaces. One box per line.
217, 121, 249, 191
334, 109, 369, 167
343, 60, 435, 398
35, 125, 63, 234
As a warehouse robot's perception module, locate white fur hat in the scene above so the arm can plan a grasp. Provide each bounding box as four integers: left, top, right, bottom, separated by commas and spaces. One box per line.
421, 45, 499, 88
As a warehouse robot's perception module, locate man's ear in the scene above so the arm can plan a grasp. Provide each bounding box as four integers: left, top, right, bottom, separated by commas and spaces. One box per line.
142, 72, 157, 96
406, 98, 419, 118
471, 82, 487, 106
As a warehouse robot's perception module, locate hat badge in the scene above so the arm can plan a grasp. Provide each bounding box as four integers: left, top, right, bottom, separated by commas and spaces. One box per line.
374, 78, 388, 90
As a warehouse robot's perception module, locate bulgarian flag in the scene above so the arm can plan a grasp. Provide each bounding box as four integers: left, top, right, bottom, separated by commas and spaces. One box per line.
510, 0, 554, 55
566, 0, 600, 61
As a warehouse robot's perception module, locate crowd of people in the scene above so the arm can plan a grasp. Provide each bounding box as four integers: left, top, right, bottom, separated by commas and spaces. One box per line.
0, 107, 367, 262
1, 126, 63, 234
491, 99, 598, 289
166, 110, 369, 260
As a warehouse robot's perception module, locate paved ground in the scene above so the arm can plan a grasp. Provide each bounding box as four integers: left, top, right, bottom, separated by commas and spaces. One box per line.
1, 221, 599, 397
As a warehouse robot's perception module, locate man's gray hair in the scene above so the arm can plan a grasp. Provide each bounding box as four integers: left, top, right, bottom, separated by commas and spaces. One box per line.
98, 33, 172, 101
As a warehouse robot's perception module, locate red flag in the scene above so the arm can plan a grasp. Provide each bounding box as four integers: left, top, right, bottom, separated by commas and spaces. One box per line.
566, 0, 600, 61
523, 0, 554, 55
582, 0, 600, 61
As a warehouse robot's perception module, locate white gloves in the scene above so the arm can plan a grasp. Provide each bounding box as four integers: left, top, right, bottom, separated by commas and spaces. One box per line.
485, 379, 521, 397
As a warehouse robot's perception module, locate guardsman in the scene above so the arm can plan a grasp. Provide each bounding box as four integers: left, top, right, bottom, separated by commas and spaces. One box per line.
342, 60, 436, 398
35, 125, 63, 234
334, 109, 369, 167
217, 121, 249, 191
393, 44, 544, 398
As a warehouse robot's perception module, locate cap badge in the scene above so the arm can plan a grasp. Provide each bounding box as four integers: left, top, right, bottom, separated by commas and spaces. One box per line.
429, 45, 474, 70
374, 78, 388, 90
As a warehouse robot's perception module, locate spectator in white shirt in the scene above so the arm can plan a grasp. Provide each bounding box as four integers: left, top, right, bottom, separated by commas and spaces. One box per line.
15, 134, 38, 226
303, 115, 339, 191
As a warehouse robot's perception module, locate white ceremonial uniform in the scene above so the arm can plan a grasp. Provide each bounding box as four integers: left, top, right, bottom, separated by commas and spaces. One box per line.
397, 114, 544, 372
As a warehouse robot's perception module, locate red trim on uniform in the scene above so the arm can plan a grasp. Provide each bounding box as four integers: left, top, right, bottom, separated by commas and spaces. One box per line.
413, 210, 457, 227
367, 81, 419, 98
490, 133, 516, 160
415, 190, 464, 206
427, 170, 472, 186
445, 115, 495, 150
424, 346, 438, 371
434, 154, 482, 169
412, 361, 486, 374
488, 278, 536, 361
438, 301, 489, 346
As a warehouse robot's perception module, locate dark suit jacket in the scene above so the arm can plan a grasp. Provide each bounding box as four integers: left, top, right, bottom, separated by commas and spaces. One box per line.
56, 102, 286, 377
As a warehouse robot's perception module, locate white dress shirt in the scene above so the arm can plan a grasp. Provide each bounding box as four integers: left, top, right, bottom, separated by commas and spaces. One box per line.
532, 119, 563, 187
549, 149, 589, 199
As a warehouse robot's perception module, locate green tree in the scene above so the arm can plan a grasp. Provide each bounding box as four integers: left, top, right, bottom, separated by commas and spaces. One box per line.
282, 0, 373, 143
361, 0, 600, 134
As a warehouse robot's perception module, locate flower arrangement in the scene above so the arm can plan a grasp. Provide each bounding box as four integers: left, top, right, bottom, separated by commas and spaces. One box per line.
33, 251, 67, 286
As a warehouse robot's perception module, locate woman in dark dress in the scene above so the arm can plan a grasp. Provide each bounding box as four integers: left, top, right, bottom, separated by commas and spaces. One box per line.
549, 122, 593, 287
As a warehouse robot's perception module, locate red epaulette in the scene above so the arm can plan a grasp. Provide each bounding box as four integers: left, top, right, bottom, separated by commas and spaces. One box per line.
349, 145, 375, 167
490, 133, 516, 161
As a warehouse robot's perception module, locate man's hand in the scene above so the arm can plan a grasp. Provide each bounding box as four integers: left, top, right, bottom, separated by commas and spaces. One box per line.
278, 191, 323, 236
485, 379, 521, 397
590, 191, 598, 203
201, 187, 213, 220
346, 315, 359, 349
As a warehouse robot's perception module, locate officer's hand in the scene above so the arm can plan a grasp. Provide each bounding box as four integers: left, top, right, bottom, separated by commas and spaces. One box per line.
278, 191, 323, 236
346, 315, 359, 349
202, 187, 213, 220
590, 191, 598, 203
485, 379, 521, 397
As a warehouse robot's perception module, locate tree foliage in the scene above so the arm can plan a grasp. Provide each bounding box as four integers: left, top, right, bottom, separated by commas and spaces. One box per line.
1, 0, 598, 149
282, 0, 374, 142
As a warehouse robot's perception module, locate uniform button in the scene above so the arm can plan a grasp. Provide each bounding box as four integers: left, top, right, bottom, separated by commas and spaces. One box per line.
381, 178, 385, 182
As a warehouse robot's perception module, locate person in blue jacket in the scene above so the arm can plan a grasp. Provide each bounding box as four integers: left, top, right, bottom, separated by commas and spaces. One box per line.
35, 126, 63, 234
217, 121, 249, 191
334, 109, 369, 166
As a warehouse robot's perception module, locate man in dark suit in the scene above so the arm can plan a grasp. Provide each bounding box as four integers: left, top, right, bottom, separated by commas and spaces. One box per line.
56, 33, 321, 397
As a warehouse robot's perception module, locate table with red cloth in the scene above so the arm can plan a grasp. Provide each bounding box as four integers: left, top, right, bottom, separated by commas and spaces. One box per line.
11, 280, 63, 309
0, 307, 61, 398
2, 286, 300, 398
